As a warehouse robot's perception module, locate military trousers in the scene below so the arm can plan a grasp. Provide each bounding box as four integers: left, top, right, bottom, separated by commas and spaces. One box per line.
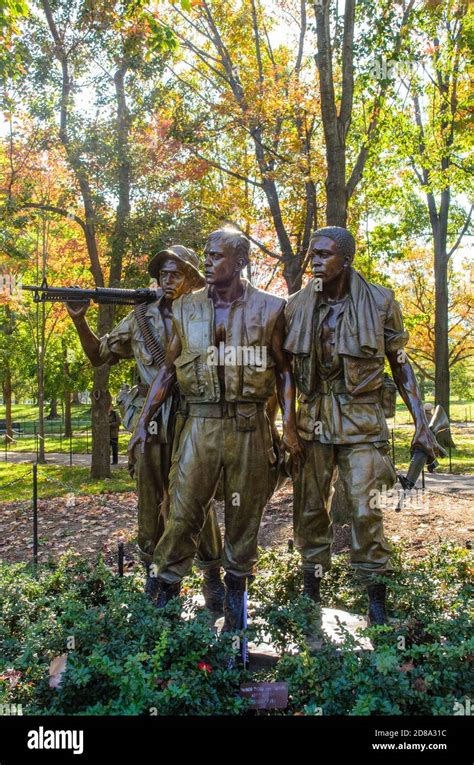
292, 440, 396, 583
134, 437, 222, 569
151, 406, 277, 583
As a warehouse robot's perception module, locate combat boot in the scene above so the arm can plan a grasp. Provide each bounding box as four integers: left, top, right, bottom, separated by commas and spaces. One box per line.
145, 576, 181, 609
367, 583, 387, 625
201, 565, 225, 614
222, 573, 246, 632
143, 561, 151, 588
303, 570, 322, 603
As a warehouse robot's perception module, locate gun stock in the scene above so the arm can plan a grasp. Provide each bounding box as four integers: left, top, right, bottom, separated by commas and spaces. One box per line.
396, 405, 450, 512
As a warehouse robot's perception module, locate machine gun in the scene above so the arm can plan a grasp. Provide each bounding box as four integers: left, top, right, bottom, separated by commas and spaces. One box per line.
396, 405, 451, 512
22, 279, 160, 305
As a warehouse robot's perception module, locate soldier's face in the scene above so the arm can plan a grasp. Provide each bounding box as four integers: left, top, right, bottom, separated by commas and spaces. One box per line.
309, 236, 346, 284
204, 238, 240, 286
159, 259, 190, 299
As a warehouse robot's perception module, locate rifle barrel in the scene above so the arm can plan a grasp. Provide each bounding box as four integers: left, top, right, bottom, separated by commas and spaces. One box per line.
22, 285, 160, 305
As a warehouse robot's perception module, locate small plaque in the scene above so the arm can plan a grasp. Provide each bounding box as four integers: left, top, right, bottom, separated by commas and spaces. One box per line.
240, 681, 288, 709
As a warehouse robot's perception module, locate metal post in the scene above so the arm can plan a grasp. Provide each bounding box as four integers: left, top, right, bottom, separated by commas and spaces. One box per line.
69, 432, 72, 467
421, 468, 425, 490
34, 424, 38, 461
391, 428, 395, 465
118, 542, 124, 577
241, 578, 249, 669
86, 428, 89, 455
33, 464, 38, 565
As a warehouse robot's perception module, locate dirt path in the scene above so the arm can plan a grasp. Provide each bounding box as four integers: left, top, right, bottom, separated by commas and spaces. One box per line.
0, 481, 472, 568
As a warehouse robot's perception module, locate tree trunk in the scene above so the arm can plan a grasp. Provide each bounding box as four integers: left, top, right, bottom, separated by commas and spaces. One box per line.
89, 303, 113, 478
426, 187, 451, 419
90, 363, 111, 478
260, 175, 299, 293
109, 66, 131, 289
47, 398, 59, 419
433, 236, 450, 417
314, 0, 354, 228
325, 146, 347, 227
42, 0, 113, 476
86, 65, 131, 479
283, 253, 304, 294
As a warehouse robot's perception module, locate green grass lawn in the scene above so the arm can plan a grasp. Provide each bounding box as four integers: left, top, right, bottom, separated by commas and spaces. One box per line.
393, 397, 474, 425
391, 424, 473, 474
0, 464, 134, 503
1, 403, 132, 454
2, 401, 472, 472
2, 432, 130, 455
4, 403, 91, 425
4, 398, 474, 429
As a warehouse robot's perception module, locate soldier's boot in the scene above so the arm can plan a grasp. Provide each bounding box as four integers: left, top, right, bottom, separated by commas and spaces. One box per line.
222, 573, 246, 633
367, 583, 387, 626
201, 565, 225, 614
302, 571, 323, 646
145, 575, 181, 609
303, 570, 322, 604
143, 561, 151, 588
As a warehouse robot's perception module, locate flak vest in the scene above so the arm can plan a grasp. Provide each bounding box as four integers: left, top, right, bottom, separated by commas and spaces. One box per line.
172, 282, 285, 404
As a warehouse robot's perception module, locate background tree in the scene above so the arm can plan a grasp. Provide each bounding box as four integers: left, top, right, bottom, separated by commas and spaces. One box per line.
391, 0, 472, 416
159, 0, 324, 292
357, 0, 472, 417
2, 0, 179, 475
395, 246, 473, 392
312, 0, 419, 226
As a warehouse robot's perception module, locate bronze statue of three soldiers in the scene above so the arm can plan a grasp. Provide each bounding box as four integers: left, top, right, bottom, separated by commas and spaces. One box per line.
68, 225, 441, 631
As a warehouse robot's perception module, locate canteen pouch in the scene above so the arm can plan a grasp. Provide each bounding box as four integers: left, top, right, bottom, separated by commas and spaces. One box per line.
235, 402, 258, 431
381, 373, 397, 418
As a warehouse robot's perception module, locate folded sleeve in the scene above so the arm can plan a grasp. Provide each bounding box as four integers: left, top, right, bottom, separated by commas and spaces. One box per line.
98, 312, 135, 365
384, 298, 409, 354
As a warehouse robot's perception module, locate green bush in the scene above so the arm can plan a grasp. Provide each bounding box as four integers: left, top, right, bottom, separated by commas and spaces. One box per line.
0, 543, 472, 716
0, 555, 246, 715
250, 544, 473, 715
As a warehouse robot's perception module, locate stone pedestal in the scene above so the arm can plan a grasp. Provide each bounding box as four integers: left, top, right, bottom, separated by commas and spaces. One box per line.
185, 596, 373, 669
304, 607, 373, 652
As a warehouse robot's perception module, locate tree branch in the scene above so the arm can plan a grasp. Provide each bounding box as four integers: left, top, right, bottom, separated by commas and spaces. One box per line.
18, 203, 88, 234
185, 146, 263, 187
339, 0, 355, 135
447, 204, 473, 259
